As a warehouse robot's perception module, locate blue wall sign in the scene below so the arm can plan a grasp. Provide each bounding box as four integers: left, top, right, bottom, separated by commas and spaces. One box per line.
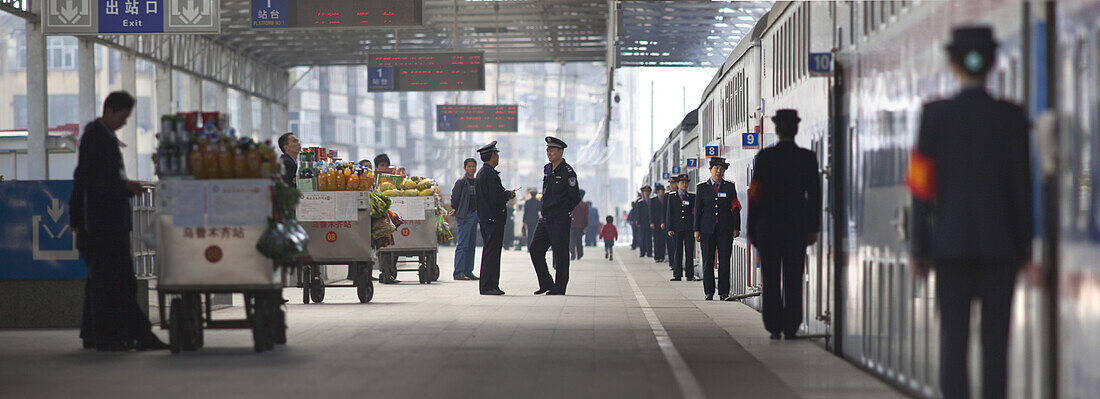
0, 181, 86, 280
251, 0, 288, 28
704, 146, 719, 157
685, 158, 698, 168
671, 166, 681, 174
368, 66, 395, 92
742, 132, 761, 149
436, 113, 455, 131
809, 53, 833, 75
99, 0, 164, 33
662, 172, 670, 179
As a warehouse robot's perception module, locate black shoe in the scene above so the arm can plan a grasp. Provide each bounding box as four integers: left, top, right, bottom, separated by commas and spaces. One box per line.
533, 288, 552, 295
96, 340, 132, 352
454, 275, 469, 281
686, 277, 698, 281
784, 332, 798, 340
546, 290, 565, 296
720, 295, 731, 301
705, 294, 713, 301
466, 274, 480, 280
135, 335, 169, 351
770, 333, 782, 340
480, 289, 505, 296
82, 338, 95, 349
670, 277, 682, 281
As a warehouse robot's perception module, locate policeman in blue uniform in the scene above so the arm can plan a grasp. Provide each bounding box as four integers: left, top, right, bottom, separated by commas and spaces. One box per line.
666, 174, 696, 281
529, 136, 583, 295
909, 26, 1032, 399
694, 157, 741, 300
635, 186, 653, 257
649, 183, 667, 262
475, 141, 514, 296
746, 109, 822, 340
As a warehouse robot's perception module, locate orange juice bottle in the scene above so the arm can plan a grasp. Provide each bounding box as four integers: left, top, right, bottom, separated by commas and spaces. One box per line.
218, 140, 233, 179
189, 144, 204, 179
233, 144, 248, 179
347, 169, 360, 191
246, 143, 261, 178
203, 135, 219, 179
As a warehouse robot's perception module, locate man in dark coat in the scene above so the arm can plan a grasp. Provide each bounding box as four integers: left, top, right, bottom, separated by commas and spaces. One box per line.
636, 186, 653, 257
746, 109, 822, 340
694, 157, 741, 301
908, 27, 1032, 399
628, 196, 639, 249
449, 158, 480, 280
649, 184, 667, 262
569, 191, 589, 260
71, 91, 166, 351
529, 136, 583, 295
475, 141, 514, 295
585, 201, 600, 247
666, 174, 696, 281
277, 132, 300, 188
521, 190, 541, 248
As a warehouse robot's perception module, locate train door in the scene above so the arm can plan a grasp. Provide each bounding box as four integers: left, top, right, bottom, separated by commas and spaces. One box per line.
830, 58, 848, 354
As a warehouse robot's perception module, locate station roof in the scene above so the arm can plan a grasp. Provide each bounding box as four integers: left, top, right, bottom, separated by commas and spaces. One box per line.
212, 0, 772, 68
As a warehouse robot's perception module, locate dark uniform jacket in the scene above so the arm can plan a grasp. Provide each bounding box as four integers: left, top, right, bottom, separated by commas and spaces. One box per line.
540, 160, 582, 218
909, 88, 1032, 263
523, 198, 541, 225
665, 191, 696, 232
693, 179, 741, 235
70, 119, 132, 240
280, 153, 297, 188
634, 198, 651, 226
649, 195, 666, 227
747, 141, 821, 245
475, 164, 510, 226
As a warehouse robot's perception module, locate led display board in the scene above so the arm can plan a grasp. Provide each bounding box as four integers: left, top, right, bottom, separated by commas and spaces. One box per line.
436, 105, 518, 132
368, 52, 486, 92
252, 0, 423, 29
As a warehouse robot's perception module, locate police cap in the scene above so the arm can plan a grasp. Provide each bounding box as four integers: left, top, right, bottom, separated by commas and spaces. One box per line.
477, 140, 500, 154
677, 174, 690, 182
545, 136, 568, 149
709, 157, 730, 168
946, 26, 998, 53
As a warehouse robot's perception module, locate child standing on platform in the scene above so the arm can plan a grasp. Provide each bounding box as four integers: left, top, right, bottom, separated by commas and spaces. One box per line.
599, 215, 618, 261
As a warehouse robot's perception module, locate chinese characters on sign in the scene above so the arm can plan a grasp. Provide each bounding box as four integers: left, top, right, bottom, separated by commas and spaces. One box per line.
181, 227, 247, 239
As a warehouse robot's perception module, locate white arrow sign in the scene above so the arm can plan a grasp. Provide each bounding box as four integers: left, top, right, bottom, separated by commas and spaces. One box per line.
46, 194, 65, 223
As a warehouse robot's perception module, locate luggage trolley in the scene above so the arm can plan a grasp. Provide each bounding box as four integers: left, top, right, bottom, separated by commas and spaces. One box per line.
153, 179, 289, 354
376, 196, 441, 284
298, 191, 375, 304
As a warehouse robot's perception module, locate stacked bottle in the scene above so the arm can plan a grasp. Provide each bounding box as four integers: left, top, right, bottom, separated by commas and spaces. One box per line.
155, 112, 282, 180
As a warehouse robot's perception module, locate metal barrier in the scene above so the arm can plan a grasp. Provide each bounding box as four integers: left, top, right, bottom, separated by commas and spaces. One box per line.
130, 182, 157, 279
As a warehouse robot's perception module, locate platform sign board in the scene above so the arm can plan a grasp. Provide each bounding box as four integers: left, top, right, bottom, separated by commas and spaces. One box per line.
369, 52, 485, 92
367, 66, 395, 91
662, 172, 670, 179
44, 0, 219, 35
436, 105, 518, 132
0, 181, 86, 280
742, 132, 760, 149
251, 0, 423, 29
809, 53, 833, 76
685, 158, 698, 168
704, 146, 719, 157
671, 166, 681, 174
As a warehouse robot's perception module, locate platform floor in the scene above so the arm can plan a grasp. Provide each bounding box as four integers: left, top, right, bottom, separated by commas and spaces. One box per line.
0, 245, 906, 399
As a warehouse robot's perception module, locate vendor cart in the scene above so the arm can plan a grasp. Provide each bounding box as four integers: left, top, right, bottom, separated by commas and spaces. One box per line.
297, 191, 375, 304
376, 196, 440, 284
153, 179, 288, 354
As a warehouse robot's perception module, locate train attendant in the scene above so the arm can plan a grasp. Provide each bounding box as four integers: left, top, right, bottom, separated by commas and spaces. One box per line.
635, 186, 653, 258
693, 157, 741, 301
664, 175, 680, 270
744, 109, 822, 340
908, 26, 1032, 399
649, 183, 667, 263
666, 174, 696, 281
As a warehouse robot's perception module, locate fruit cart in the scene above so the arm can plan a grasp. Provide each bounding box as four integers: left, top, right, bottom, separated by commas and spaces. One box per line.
376, 196, 441, 284
297, 191, 375, 304
153, 179, 290, 354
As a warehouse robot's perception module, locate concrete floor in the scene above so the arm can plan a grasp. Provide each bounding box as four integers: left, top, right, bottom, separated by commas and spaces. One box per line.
0, 245, 907, 399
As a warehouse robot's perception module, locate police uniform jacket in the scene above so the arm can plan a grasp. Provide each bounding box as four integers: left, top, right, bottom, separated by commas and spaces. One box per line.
523, 197, 541, 225
70, 119, 133, 239
909, 87, 1032, 263
649, 194, 666, 227
665, 191, 695, 232
746, 141, 821, 245
540, 160, 582, 218
634, 198, 651, 225
693, 179, 741, 235
475, 164, 510, 226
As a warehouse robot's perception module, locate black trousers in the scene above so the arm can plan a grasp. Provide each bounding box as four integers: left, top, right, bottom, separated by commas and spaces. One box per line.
79, 233, 153, 347
758, 239, 806, 336
569, 227, 585, 259
529, 216, 571, 293
670, 231, 695, 279
936, 259, 1018, 399
639, 226, 653, 257
630, 223, 638, 248
700, 233, 733, 296
478, 222, 504, 293
604, 240, 614, 259
652, 226, 667, 260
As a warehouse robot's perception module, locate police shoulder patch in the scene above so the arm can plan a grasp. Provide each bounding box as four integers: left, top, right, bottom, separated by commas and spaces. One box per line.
568, 177, 577, 187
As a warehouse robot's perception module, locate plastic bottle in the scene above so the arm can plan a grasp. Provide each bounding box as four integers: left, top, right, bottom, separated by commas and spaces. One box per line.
218, 138, 234, 179
260, 140, 273, 178
203, 134, 220, 179
189, 143, 203, 179
347, 167, 360, 191
233, 142, 248, 179
246, 142, 261, 178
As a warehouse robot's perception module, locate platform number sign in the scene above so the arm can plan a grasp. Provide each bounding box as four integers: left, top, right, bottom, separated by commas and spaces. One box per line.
742, 132, 760, 149
368, 66, 394, 91
671, 166, 681, 174
704, 146, 719, 157
809, 53, 833, 76
662, 172, 670, 179
685, 158, 698, 168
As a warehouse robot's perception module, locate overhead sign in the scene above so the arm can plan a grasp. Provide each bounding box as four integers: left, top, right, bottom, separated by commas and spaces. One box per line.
809, 53, 833, 76
704, 146, 719, 157
0, 181, 86, 280
662, 172, 670, 179
685, 158, 698, 168
742, 132, 761, 149
671, 166, 681, 174
44, 0, 220, 35
436, 105, 518, 132
251, 0, 423, 29
369, 52, 485, 92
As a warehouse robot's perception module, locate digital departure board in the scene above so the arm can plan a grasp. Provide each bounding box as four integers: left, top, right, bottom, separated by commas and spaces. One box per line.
436, 105, 519, 132
251, 0, 423, 29
368, 52, 486, 92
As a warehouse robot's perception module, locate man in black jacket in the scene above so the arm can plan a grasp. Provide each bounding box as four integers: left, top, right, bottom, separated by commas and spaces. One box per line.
666, 174, 696, 281
475, 141, 514, 295
449, 158, 479, 280
529, 136, 582, 295
277, 132, 300, 188
636, 186, 653, 257
909, 27, 1032, 399
694, 157, 741, 301
71, 92, 166, 351
649, 184, 667, 262
746, 110, 822, 340
521, 189, 541, 248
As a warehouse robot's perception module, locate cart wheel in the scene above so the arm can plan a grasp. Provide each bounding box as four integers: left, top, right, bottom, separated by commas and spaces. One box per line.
357, 268, 374, 303
168, 298, 183, 354
301, 266, 311, 304
310, 277, 326, 303
251, 301, 267, 353
418, 264, 429, 284
430, 261, 440, 282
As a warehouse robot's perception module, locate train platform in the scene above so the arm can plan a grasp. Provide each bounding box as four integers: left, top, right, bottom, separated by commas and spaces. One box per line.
0, 245, 904, 399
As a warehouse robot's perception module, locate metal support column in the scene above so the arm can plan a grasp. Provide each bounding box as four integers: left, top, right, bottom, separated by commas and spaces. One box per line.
261, 100, 273, 140
602, 0, 616, 213
120, 39, 138, 180
188, 75, 202, 112
275, 103, 288, 138
25, 0, 48, 179
239, 94, 253, 139
155, 64, 173, 123
78, 40, 96, 127
215, 84, 228, 115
